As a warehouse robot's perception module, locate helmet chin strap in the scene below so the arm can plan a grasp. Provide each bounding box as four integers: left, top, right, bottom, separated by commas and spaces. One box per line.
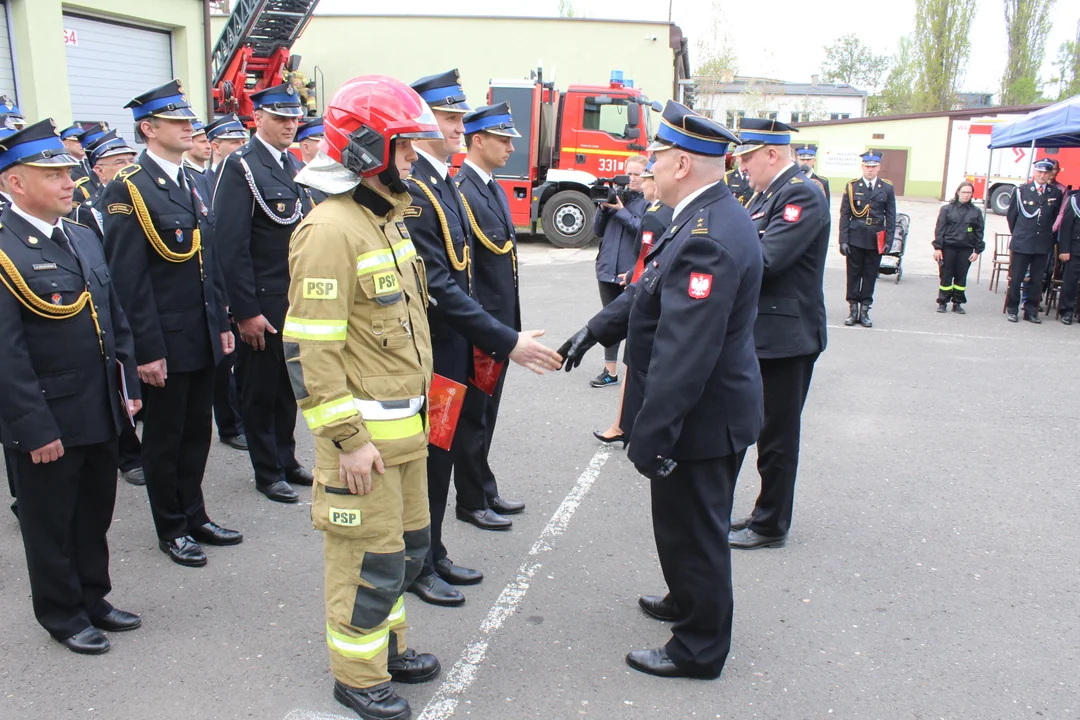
377, 140, 407, 193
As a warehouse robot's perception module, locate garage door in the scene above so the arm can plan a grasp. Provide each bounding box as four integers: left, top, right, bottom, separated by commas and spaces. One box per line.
64, 14, 173, 144
0, 3, 17, 99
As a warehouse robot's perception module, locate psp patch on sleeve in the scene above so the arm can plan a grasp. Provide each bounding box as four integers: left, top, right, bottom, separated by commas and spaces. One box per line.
302, 278, 338, 300
107, 203, 134, 215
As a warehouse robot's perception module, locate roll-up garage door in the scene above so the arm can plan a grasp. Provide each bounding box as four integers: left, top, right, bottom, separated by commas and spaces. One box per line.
0, 3, 17, 100
64, 14, 173, 144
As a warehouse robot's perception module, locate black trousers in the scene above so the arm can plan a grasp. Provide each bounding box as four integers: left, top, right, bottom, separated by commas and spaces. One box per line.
8, 440, 117, 638
453, 366, 509, 511
1007, 251, 1049, 316
750, 354, 818, 537
236, 333, 299, 487
424, 439, 462, 575
1059, 256, 1080, 313
117, 409, 142, 472
141, 367, 214, 540
937, 247, 974, 305
213, 346, 245, 439
597, 280, 625, 363
652, 451, 745, 678
845, 246, 880, 304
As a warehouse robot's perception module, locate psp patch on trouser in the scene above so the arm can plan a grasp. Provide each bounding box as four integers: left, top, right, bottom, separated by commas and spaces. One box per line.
314, 456, 430, 689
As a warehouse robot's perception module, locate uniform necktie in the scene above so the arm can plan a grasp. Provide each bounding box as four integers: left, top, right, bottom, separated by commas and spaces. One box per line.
280, 151, 290, 170
1038, 185, 1044, 195
51, 227, 76, 259
176, 168, 187, 191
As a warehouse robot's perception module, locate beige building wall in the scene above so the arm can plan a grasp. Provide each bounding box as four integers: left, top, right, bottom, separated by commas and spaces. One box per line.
8, 0, 207, 123
211, 14, 679, 111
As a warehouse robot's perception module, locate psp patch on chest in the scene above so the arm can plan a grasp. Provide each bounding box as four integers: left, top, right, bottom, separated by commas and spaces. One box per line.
329, 507, 361, 527
688, 272, 712, 299
303, 278, 338, 299
783, 204, 802, 222
373, 271, 400, 296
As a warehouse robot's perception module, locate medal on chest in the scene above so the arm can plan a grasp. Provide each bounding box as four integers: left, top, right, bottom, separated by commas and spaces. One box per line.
175, 228, 184, 243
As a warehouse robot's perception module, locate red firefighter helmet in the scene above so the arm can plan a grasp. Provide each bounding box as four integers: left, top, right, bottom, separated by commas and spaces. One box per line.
321, 75, 441, 178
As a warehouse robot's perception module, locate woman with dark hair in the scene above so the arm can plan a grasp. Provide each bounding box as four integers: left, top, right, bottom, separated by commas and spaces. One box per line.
933, 181, 985, 313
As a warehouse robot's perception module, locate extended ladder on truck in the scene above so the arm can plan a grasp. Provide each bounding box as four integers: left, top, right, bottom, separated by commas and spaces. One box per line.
211, 0, 320, 118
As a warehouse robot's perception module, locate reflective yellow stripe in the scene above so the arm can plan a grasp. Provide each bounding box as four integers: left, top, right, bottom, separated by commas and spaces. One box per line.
326, 623, 389, 659
387, 596, 405, 627
393, 238, 417, 263
303, 395, 357, 429
953, 284, 966, 291
356, 239, 417, 277
283, 317, 348, 341
560, 146, 637, 157
366, 414, 424, 441
939, 285, 953, 291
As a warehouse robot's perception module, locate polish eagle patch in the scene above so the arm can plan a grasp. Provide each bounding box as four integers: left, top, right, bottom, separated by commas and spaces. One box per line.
688, 272, 712, 299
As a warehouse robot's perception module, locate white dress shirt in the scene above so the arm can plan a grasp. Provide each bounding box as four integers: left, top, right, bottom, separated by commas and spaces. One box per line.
414, 147, 450, 180
146, 149, 184, 186
463, 158, 493, 185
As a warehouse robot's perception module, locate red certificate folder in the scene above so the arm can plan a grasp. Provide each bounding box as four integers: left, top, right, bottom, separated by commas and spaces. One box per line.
877, 230, 887, 253
470, 347, 505, 397
428, 373, 466, 451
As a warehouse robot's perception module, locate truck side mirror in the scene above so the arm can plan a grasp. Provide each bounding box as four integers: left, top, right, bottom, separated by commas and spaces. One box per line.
287, 54, 302, 72
627, 103, 640, 125
651, 101, 663, 112
625, 127, 641, 140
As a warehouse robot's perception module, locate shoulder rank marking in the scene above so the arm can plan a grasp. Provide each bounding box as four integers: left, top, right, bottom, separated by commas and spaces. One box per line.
108, 203, 134, 215
115, 164, 142, 181
789, 177, 803, 184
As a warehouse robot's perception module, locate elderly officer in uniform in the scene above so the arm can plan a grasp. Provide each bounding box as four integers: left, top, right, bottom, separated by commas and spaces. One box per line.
286, 75, 443, 720
725, 119, 830, 550
72, 123, 110, 201
724, 157, 754, 207
559, 101, 763, 680
213, 83, 316, 503
102, 79, 241, 567
73, 130, 138, 239
404, 69, 560, 607
205, 113, 248, 181
1006, 158, 1064, 323
296, 117, 328, 203
0, 119, 143, 654
453, 101, 528, 527
839, 149, 895, 328
795, 144, 830, 203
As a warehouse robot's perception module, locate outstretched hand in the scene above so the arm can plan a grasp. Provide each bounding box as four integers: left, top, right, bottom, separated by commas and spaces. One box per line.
556, 326, 599, 372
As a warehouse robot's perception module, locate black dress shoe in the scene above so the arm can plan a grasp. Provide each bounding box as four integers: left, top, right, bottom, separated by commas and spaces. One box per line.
407, 573, 465, 607
434, 557, 483, 586
58, 627, 110, 655
455, 506, 512, 530
729, 527, 787, 550
285, 467, 314, 486
388, 647, 441, 684
592, 429, 628, 448
729, 515, 753, 532
1007, 312, 1019, 322
256, 480, 299, 503
626, 648, 715, 679
1024, 312, 1042, 324
1061, 312, 1074, 325
220, 433, 248, 451
638, 595, 683, 622
159, 536, 207, 567
192, 521, 243, 546
122, 467, 146, 486
333, 680, 411, 720
92, 608, 142, 632
487, 494, 525, 515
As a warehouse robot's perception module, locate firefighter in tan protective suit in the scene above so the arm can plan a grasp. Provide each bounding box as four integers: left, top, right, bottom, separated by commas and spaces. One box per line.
284, 76, 444, 720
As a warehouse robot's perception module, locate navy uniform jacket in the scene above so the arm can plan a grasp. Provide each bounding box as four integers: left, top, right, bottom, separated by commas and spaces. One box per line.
1059, 193, 1080, 255
0, 209, 140, 451
589, 181, 764, 463
1007, 182, 1064, 254
73, 184, 106, 239
634, 200, 674, 259
746, 165, 830, 359
70, 159, 102, 197
101, 151, 230, 372
454, 163, 521, 331
839, 177, 896, 251
808, 170, 831, 204
724, 168, 754, 207
404, 154, 518, 384
212, 139, 313, 328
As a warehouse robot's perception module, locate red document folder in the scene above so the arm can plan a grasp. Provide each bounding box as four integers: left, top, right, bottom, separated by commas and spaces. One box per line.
428, 374, 466, 451
470, 347, 505, 397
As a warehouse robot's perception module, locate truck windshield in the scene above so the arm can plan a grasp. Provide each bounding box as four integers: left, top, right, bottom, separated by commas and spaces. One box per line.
583, 96, 633, 139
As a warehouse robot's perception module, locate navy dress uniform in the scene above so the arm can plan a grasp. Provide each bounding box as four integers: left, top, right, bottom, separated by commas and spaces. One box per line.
183, 120, 211, 183
452, 102, 526, 519
0, 120, 143, 653
1006, 159, 1065, 322
404, 70, 520, 605
204, 113, 248, 185
561, 101, 763, 680
795, 144, 830, 204
213, 83, 315, 503
0, 126, 17, 513
728, 120, 830, 548
1057, 191, 1080, 323
839, 149, 896, 327
72, 123, 110, 201
296, 118, 328, 204
724, 165, 754, 206
101, 80, 241, 567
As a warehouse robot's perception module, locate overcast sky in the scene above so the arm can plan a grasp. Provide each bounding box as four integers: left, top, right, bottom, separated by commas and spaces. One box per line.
316, 0, 1080, 98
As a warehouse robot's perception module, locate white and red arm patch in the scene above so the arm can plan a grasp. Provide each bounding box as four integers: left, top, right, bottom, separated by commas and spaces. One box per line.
688, 272, 713, 299
782, 204, 802, 222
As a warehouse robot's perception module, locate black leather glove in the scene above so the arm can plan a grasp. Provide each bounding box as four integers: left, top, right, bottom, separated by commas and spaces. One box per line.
840, 243, 850, 256
556, 326, 598, 372
635, 457, 677, 481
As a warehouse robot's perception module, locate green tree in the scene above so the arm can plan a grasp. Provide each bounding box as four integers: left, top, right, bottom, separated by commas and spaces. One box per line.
820, 33, 890, 92
557, 0, 577, 17
1049, 21, 1080, 99
876, 35, 917, 115
911, 0, 976, 111
694, 0, 739, 81
1001, 0, 1056, 105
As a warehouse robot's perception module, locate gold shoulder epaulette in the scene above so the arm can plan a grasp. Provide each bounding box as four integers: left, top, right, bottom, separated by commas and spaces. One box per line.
790, 177, 803, 184
116, 164, 142, 181
62, 217, 88, 229
74, 176, 90, 187
882, 178, 893, 185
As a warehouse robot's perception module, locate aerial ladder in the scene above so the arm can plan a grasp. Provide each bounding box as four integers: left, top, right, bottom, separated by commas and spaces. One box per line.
211, 0, 321, 123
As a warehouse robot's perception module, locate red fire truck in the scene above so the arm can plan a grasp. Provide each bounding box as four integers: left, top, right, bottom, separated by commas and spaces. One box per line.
456, 68, 662, 248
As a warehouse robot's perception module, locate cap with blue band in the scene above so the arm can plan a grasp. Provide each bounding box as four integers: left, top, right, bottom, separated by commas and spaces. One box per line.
297, 118, 324, 142
731, 118, 797, 157
647, 101, 739, 157
251, 83, 304, 118
0, 95, 26, 131
87, 130, 136, 166
795, 144, 818, 158
77, 123, 110, 148
125, 79, 196, 122
0, 119, 79, 173
462, 102, 520, 137
411, 69, 471, 114
191, 120, 206, 137
205, 114, 248, 142
860, 149, 882, 165
60, 123, 85, 140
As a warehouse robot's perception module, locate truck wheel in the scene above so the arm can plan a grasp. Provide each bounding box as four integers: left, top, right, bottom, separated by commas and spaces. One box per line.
542, 191, 595, 248
989, 185, 1014, 216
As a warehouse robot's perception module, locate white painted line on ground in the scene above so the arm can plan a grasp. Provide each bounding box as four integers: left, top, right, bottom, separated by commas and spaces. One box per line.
283, 710, 352, 720
417, 447, 613, 720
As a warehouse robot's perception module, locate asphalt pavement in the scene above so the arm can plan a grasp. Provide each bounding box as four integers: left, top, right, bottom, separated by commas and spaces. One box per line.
1, 197, 1077, 720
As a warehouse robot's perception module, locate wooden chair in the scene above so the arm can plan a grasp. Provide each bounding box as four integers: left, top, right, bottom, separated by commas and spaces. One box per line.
989, 233, 1011, 293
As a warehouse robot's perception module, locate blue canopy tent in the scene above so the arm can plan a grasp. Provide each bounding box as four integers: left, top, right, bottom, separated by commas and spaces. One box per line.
989, 94, 1080, 149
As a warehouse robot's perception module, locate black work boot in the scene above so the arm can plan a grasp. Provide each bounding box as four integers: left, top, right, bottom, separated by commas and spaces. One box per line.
844, 302, 859, 326
333, 681, 411, 720
952, 303, 965, 314
859, 303, 873, 328
1061, 311, 1073, 325
936, 303, 947, 313
388, 647, 441, 684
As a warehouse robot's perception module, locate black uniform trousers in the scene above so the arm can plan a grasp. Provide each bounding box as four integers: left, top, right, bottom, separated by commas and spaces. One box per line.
749, 353, 818, 537
454, 367, 509, 509
141, 368, 214, 540
118, 409, 143, 473
597, 281, 625, 363
652, 450, 746, 678
236, 332, 299, 487
937, 248, 974, 305
213, 338, 245, 440
1060, 257, 1080, 314
424, 440, 463, 574
1007, 251, 1049, 316
8, 441, 117, 638
845, 246, 880, 304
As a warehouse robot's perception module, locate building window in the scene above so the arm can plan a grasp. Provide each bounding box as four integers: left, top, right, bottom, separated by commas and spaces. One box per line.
725, 110, 746, 128
791, 111, 811, 123
830, 113, 851, 120
698, 108, 714, 119
757, 110, 778, 120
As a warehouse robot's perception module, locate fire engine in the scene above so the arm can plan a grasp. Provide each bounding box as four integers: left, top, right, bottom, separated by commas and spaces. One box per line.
456, 68, 662, 248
